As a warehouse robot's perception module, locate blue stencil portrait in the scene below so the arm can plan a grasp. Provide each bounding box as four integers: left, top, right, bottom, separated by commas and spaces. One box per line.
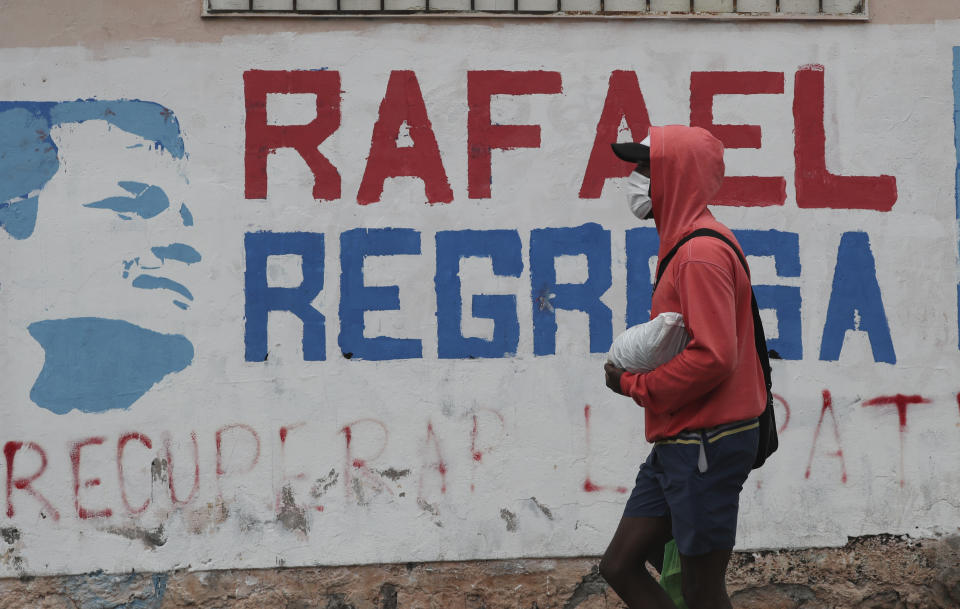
0, 100, 200, 414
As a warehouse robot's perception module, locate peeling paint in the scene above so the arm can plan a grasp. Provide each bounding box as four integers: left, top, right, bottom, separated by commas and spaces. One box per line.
499, 508, 518, 532
0, 528, 20, 545
534, 287, 555, 313
237, 510, 262, 533
277, 485, 308, 535
1, 548, 26, 577
150, 457, 168, 483
310, 468, 340, 498
184, 501, 230, 536
377, 467, 411, 481
416, 498, 439, 517
529, 497, 554, 520
215, 498, 230, 522
416, 498, 443, 527
351, 477, 369, 506
104, 524, 166, 549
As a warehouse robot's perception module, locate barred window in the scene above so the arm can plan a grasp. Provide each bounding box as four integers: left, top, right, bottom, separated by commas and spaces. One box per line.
204, 0, 866, 18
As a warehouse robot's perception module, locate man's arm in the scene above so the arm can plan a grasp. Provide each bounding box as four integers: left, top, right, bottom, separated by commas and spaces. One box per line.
618, 256, 739, 414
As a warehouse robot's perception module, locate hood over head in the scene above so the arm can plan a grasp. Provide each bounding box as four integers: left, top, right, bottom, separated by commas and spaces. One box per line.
649, 125, 726, 259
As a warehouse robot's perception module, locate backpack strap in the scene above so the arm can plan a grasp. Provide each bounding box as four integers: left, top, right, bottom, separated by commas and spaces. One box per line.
653, 228, 772, 393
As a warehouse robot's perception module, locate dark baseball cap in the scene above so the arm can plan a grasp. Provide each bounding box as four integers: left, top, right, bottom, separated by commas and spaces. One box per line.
611, 135, 650, 163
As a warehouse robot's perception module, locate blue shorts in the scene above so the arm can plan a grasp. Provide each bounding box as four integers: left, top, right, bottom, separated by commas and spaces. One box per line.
623, 418, 759, 557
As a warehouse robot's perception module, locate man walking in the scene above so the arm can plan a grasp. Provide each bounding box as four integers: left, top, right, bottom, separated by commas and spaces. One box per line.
599, 125, 766, 609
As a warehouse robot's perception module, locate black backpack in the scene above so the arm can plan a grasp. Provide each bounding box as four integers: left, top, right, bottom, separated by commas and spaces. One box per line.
654, 228, 779, 469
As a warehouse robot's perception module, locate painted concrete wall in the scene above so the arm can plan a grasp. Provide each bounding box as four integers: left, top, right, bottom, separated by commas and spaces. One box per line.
2, 6, 960, 577
1, 0, 960, 50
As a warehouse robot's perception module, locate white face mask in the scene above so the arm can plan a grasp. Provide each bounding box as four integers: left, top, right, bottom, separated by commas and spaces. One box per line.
626, 171, 652, 219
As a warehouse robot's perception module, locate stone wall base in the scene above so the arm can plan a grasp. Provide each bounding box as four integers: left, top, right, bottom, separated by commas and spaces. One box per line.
1, 535, 958, 608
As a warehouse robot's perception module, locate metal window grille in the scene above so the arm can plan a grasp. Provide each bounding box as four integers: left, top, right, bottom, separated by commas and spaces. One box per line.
204, 0, 866, 18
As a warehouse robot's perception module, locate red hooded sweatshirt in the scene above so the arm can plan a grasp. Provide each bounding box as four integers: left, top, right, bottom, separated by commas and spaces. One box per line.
619, 125, 766, 442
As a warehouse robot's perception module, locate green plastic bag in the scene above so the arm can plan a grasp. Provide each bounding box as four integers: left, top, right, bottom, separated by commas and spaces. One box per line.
659, 539, 689, 609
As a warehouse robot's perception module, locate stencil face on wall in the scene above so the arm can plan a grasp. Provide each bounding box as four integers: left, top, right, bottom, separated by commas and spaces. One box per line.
0, 23, 958, 578
0, 101, 197, 414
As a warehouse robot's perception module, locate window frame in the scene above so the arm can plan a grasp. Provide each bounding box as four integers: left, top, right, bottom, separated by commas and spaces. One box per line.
202, 0, 869, 19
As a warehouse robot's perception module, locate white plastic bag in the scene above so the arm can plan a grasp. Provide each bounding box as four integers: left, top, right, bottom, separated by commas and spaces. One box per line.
607, 312, 690, 373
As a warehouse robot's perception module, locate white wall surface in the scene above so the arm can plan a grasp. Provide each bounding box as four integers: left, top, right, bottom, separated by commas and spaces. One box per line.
1, 19, 959, 576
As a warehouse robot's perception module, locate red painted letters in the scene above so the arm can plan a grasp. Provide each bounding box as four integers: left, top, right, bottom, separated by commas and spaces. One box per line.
117, 432, 153, 515
582, 405, 628, 494
215, 424, 261, 478
804, 390, 848, 484
863, 394, 930, 487
357, 70, 452, 205
773, 393, 791, 433
341, 419, 390, 502
419, 421, 449, 497
244, 70, 342, 200
467, 70, 562, 199
165, 432, 200, 506
690, 71, 787, 207
579, 71, 652, 199
71, 437, 112, 519
241, 67, 898, 210
4, 441, 59, 521
793, 65, 898, 211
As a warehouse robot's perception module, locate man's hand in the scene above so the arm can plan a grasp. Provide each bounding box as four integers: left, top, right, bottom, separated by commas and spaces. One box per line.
604, 362, 626, 395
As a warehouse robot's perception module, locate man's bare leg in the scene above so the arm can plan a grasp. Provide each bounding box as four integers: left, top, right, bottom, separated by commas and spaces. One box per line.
679, 549, 733, 609
598, 516, 676, 609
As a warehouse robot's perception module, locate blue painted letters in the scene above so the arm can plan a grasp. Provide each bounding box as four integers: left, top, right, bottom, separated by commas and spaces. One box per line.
435, 230, 523, 358
530, 223, 612, 355
339, 228, 422, 360
819, 231, 895, 364
244, 231, 326, 362
625, 227, 659, 327
735, 230, 803, 360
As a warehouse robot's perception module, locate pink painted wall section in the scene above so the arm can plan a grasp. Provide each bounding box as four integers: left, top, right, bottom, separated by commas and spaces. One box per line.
870, 0, 960, 24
